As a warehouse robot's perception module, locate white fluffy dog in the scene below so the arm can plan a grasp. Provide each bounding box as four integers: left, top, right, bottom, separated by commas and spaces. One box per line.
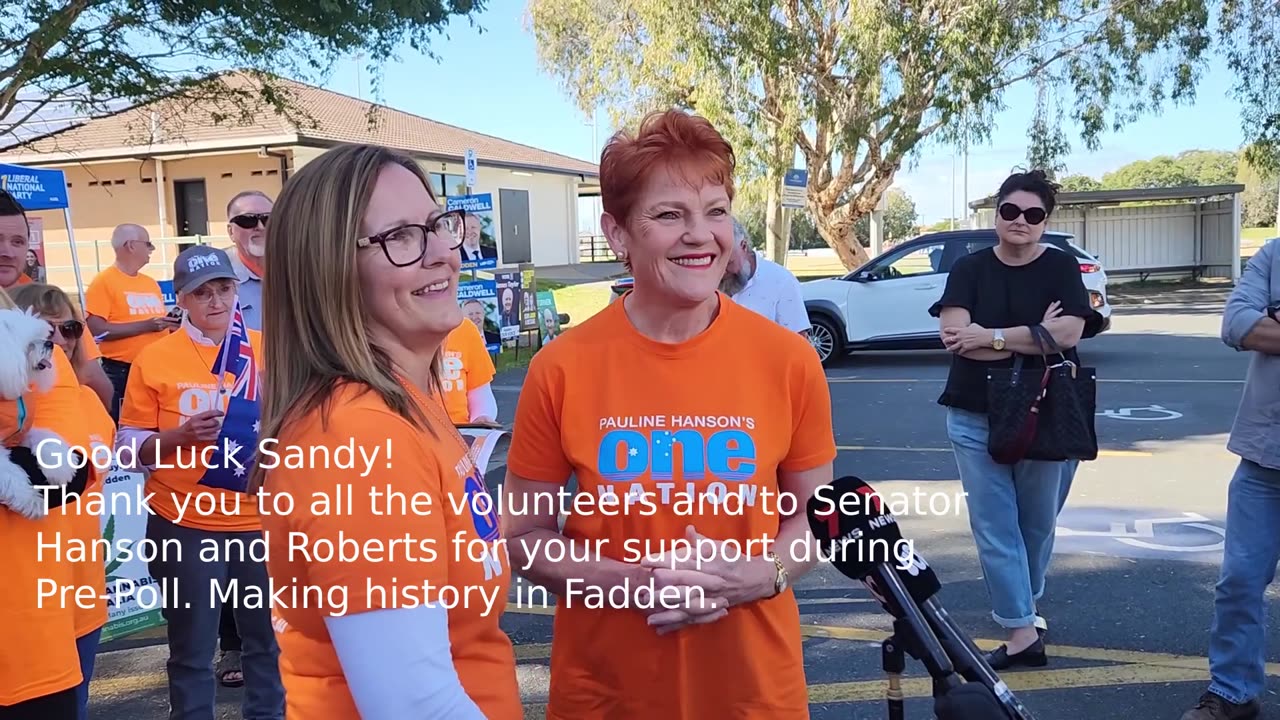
0, 308, 79, 520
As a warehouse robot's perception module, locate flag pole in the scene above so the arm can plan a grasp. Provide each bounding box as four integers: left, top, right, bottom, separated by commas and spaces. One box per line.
214, 297, 238, 399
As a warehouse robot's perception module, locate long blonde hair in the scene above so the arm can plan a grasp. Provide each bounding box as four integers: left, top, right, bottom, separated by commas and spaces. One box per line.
8, 283, 85, 367
253, 144, 445, 489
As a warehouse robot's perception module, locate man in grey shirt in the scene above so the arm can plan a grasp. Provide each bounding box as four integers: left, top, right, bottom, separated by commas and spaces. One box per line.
1181, 237, 1280, 720
225, 189, 273, 332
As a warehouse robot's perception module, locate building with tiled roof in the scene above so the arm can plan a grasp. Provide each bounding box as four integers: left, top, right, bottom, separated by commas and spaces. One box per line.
0, 71, 600, 290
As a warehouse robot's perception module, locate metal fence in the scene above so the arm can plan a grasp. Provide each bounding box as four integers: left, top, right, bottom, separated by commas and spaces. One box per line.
578, 234, 616, 262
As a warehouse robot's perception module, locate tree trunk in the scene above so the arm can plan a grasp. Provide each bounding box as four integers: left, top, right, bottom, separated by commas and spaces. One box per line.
814, 209, 870, 270
764, 167, 788, 265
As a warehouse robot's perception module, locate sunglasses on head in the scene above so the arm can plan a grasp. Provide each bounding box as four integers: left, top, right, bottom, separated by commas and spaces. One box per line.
54, 320, 83, 340
230, 213, 269, 229
998, 202, 1047, 225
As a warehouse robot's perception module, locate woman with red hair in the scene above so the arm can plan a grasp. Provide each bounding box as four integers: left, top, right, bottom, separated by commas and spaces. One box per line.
504, 109, 836, 718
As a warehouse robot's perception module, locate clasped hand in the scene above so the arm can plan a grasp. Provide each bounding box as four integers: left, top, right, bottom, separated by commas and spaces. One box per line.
633, 525, 776, 635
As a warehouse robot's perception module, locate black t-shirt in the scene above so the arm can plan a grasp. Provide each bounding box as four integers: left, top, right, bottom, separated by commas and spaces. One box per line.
929, 246, 1095, 413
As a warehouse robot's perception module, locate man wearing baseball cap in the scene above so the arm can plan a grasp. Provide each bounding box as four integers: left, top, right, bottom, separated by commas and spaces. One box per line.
116, 244, 285, 720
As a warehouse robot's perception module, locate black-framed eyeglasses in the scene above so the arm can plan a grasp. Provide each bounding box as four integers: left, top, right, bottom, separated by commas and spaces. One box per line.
998, 202, 1047, 225
54, 320, 83, 340
230, 213, 270, 229
356, 210, 466, 267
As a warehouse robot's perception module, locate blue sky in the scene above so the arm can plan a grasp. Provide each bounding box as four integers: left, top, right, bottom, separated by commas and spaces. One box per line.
320, 0, 1248, 225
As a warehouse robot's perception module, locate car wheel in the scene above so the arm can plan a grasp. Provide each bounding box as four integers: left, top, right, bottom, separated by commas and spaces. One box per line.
808, 315, 841, 366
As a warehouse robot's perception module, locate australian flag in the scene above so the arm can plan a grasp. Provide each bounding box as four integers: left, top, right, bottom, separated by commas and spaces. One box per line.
198, 302, 260, 493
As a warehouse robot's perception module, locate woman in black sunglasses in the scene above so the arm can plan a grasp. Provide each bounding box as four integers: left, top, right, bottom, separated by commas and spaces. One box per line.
928, 170, 1098, 670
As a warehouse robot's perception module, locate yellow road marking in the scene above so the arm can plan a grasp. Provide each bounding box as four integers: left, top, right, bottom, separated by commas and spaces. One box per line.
805, 664, 1208, 703
503, 610, 1280, 678
800, 624, 1280, 677
837, 445, 1151, 457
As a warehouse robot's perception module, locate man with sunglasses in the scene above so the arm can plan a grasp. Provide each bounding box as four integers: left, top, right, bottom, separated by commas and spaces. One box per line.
225, 190, 273, 332
84, 223, 176, 421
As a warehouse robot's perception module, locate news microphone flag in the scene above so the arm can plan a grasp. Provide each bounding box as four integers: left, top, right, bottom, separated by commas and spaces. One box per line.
199, 299, 260, 492
805, 475, 941, 616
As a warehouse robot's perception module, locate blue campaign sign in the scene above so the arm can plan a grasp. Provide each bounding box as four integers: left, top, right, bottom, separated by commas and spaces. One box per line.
446, 193, 498, 270
157, 280, 177, 308
0, 163, 69, 211
784, 169, 808, 188
457, 278, 501, 354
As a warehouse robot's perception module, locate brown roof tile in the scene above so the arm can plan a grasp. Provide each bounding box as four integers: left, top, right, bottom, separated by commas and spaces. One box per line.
3, 71, 598, 176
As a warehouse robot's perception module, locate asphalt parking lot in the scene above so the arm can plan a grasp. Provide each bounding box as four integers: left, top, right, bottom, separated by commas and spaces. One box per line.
88, 283, 1280, 720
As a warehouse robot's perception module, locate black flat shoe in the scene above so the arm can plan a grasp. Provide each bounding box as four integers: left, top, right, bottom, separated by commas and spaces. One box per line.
984, 638, 1048, 671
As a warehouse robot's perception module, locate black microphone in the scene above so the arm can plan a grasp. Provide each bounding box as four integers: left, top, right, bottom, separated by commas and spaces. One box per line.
805, 475, 942, 616
806, 476, 1037, 720
805, 476, 957, 683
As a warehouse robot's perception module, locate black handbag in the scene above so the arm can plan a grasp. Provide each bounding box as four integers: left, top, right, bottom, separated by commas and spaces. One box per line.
985, 324, 1098, 465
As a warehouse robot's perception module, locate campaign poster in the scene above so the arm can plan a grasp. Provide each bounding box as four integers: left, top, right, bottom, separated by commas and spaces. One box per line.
23, 216, 45, 283
537, 290, 561, 343
458, 279, 500, 353
157, 279, 177, 309
519, 263, 538, 332
98, 467, 167, 642
493, 269, 523, 343
446, 193, 498, 270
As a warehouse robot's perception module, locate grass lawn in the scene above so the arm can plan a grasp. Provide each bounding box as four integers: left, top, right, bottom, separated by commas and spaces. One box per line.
490, 277, 617, 372
1243, 226, 1277, 257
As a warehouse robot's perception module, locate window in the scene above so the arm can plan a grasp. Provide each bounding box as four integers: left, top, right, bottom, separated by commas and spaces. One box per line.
865, 241, 947, 280
430, 173, 469, 199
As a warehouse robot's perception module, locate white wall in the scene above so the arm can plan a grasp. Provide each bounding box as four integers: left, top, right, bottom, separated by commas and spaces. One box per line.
291, 147, 585, 267
976, 199, 1241, 278
419, 159, 582, 267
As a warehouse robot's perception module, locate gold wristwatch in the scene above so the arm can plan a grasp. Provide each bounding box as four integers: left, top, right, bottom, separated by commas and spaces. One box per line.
768, 551, 788, 596
992, 329, 1006, 351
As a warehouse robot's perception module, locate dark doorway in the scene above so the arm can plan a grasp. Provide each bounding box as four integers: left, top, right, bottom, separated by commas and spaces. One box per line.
499, 188, 531, 265
174, 179, 209, 251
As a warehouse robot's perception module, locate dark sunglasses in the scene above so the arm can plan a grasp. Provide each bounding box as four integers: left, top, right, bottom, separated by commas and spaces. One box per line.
54, 320, 83, 340
230, 213, 269, 229
998, 203, 1047, 225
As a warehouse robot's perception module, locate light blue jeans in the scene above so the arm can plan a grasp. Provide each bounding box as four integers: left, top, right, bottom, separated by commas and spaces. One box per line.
1059, 459, 1078, 514
946, 407, 1065, 629
1207, 459, 1280, 705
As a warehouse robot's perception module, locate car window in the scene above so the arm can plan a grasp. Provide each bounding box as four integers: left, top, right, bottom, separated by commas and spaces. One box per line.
864, 241, 948, 280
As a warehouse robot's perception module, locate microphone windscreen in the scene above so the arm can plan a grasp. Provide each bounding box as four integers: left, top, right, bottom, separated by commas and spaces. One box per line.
806, 476, 942, 604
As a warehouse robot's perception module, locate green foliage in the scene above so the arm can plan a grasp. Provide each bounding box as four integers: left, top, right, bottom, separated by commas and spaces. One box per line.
1093, 149, 1238, 189
1058, 174, 1103, 192
1237, 151, 1279, 228
528, 0, 1257, 268
853, 189, 919, 245
0, 0, 483, 139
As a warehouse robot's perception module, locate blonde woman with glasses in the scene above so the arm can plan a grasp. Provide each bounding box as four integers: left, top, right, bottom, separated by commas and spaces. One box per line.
254, 143, 521, 719
8, 283, 114, 720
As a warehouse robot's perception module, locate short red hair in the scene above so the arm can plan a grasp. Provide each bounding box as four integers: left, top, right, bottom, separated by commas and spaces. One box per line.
598, 109, 737, 227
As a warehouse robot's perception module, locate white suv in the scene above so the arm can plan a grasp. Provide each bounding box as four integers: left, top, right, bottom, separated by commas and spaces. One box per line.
801, 230, 1112, 366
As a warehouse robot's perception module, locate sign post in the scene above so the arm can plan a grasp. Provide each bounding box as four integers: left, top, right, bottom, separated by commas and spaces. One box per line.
0, 163, 84, 307
778, 169, 807, 261
464, 148, 478, 193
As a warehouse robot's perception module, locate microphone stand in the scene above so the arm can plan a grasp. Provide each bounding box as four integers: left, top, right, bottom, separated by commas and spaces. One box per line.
870, 570, 965, 720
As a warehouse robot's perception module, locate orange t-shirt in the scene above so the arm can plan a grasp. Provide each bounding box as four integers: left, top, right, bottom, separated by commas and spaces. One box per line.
440, 319, 497, 424
261, 381, 521, 720
65, 384, 114, 636
84, 266, 168, 363
0, 346, 90, 704
507, 295, 837, 720
119, 327, 262, 531
0, 395, 31, 447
